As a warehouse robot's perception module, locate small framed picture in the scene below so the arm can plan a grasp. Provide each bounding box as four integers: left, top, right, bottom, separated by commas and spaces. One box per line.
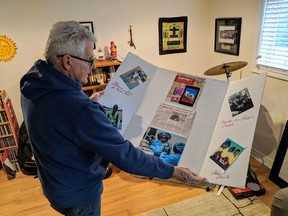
214, 18, 242, 56
79, 21, 96, 49
158, 16, 187, 55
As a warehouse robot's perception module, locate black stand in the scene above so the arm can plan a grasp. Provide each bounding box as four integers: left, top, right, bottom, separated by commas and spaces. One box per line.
222, 64, 232, 82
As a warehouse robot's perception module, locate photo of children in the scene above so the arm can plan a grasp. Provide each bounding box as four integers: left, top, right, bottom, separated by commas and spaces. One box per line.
103, 104, 123, 130
120, 66, 148, 90
138, 127, 187, 166
228, 87, 254, 117
209, 138, 245, 171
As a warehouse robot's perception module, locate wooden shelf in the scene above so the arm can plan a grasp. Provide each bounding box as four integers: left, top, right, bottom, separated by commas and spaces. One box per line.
82, 60, 121, 95
82, 84, 107, 91
0, 90, 19, 176
0, 145, 17, 151
96, 60, 121, 67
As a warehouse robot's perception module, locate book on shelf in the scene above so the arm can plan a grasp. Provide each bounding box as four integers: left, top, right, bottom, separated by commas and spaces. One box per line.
3, 95, 19, 137
0, 111, 8, 122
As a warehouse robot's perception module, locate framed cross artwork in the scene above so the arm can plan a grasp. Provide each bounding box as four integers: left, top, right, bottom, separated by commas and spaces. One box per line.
158, 16, 188, 55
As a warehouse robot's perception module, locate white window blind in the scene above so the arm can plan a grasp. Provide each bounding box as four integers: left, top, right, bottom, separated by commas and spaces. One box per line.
257, 0, 288, 73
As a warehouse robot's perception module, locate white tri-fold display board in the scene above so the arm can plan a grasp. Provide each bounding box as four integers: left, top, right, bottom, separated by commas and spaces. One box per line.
98, 52, 267, 188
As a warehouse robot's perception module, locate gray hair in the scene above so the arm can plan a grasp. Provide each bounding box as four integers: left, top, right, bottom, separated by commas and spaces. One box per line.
44, 21, 96, 65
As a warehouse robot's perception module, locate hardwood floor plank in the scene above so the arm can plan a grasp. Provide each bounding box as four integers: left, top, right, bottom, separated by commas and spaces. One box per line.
0, 157, 280, 215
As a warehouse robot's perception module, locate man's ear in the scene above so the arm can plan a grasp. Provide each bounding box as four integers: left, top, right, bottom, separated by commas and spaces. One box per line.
61, 55, 71, 70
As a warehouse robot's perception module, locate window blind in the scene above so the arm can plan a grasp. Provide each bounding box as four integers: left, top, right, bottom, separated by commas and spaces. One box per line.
257, 0, 288, 72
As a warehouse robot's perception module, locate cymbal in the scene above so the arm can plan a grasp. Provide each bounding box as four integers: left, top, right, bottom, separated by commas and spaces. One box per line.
204, 61, 248, 76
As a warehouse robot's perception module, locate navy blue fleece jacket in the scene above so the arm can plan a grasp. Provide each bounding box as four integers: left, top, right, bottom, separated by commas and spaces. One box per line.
20, 60, 174, 208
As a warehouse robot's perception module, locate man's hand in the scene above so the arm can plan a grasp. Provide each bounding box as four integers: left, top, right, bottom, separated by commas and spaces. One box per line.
172, 167, 206, 185
90, 91, 104, 101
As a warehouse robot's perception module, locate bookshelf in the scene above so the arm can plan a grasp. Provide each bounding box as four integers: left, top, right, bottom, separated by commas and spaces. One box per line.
0, 90, 19, 175
82, 60, 121, 96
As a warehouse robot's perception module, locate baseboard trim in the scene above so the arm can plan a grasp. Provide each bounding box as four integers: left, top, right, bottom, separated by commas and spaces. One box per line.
251, 148, 274, 169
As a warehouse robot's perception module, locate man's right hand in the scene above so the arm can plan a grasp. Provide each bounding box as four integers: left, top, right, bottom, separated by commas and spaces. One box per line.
90, 91, 104, 101
172, 167, 206, 185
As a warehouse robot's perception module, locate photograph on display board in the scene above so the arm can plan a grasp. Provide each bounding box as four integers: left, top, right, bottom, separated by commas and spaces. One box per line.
165, 73, 205, 107
120, 66, 148, 90
178, 85, 200, 107
228, 87, 254, 117
209, 138, 245, 171
150, 103, 196, 138
138, 126, 187, 166
103, 104, 123, 130
171, 86, 185, 102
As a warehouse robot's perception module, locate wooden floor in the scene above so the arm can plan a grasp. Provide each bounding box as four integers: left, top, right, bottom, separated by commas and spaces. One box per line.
0, 157, 280, 216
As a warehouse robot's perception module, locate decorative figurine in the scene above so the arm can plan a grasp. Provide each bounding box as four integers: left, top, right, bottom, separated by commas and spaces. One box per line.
97, 46, 104, 61
110, 41, 117, 60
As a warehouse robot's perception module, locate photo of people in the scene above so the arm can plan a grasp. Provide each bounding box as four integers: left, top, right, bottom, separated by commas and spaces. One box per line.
138, 126, 187, 166
228, 87, 254, 117
120, 66, 148, 90
209, 138, 245, 171
103, 104, 123, 130
218, 25, 236, 44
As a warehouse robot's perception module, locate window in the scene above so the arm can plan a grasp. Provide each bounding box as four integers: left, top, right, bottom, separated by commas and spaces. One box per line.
257, 0, 288, 75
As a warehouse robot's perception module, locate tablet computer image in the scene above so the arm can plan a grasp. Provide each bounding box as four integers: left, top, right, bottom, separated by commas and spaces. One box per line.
178, 85, 200, 107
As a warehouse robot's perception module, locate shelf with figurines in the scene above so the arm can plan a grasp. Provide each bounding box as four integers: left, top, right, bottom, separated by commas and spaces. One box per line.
82, 42, 121, 96
82, 60, 121, 95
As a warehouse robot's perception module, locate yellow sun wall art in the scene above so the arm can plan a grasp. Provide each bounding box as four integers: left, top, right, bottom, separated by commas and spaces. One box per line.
0, 35, 17, 62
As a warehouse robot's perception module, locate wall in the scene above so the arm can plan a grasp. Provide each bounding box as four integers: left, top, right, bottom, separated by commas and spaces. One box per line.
0, 0, 210, 120
208, 0, 288, 168
0, 0, 287, 167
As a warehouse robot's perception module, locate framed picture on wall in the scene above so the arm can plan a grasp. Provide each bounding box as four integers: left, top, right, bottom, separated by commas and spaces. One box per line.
214, 17, 242, 56
269, 120, 288, 188
79, 21, 96, 49
158, 16, 187, 55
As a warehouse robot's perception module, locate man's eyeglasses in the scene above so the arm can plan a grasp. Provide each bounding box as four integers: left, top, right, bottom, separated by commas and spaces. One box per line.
57, 54, 95, 67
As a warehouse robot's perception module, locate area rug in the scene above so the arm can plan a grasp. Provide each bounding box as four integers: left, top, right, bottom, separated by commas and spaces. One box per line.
138, 188, 270, 216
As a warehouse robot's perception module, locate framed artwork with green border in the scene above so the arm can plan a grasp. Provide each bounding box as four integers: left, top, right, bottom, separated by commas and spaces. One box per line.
158, 16, 187, 55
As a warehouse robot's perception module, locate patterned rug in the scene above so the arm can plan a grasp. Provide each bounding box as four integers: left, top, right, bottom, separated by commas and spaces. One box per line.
138, 188, 270, 216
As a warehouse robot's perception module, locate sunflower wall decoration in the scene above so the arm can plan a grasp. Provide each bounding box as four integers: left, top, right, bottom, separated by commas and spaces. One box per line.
0, 35, 17, 62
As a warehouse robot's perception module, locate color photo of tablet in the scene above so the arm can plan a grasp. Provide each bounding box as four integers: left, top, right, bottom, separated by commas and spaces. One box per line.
178, 85, 200, 107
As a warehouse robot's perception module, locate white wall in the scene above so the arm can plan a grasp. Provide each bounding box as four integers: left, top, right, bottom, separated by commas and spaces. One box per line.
0, 0, 287, 167
0, 0, 210, 120
208, 0, 288, 168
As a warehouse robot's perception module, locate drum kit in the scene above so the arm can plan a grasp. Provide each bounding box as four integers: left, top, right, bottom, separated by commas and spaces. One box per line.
204, 61, 248, 81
